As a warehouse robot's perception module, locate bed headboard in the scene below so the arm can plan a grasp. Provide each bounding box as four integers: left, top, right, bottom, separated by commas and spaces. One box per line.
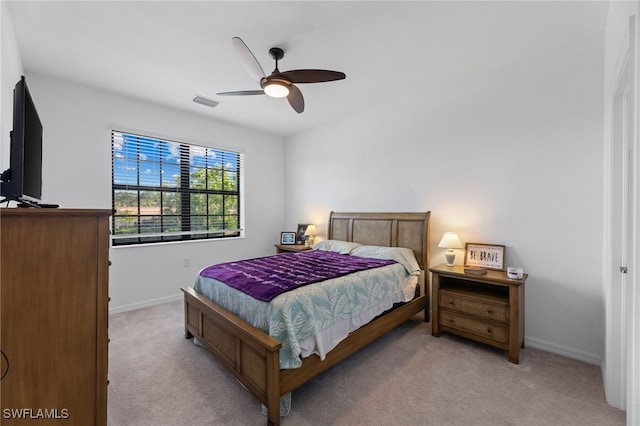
327, 211, 431, 271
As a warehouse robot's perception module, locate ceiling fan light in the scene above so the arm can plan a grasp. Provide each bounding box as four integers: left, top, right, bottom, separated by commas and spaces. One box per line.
263, 82, 289, 98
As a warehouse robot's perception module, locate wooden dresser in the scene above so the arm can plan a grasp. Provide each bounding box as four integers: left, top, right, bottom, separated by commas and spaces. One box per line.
430, 264, 527, 363
0, 208, 111, 425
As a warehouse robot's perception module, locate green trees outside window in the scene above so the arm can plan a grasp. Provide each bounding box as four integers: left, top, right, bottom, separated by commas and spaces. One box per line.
111, 131, 242, 246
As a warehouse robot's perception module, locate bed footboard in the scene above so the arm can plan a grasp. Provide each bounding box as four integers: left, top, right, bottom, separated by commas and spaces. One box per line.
181, 286, 283, 426
183, 286, 426, 426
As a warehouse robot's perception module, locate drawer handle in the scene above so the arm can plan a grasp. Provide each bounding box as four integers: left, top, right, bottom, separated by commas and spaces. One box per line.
449, 319, 455, 324
449, 300, 455, 305
487, 328, 493, 334
487, 309, 493, 314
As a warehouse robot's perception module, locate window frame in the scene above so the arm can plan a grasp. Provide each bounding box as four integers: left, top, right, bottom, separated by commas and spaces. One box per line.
111, 130, 243, 246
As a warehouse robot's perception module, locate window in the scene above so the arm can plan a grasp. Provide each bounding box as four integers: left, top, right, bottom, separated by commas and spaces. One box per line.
111, 130, 243, 246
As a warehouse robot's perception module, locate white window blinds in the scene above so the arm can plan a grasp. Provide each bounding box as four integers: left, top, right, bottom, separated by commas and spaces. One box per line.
111, 130, 243, 245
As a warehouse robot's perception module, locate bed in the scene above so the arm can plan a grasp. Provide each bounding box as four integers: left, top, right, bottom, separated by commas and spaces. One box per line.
182, 211, 430, 426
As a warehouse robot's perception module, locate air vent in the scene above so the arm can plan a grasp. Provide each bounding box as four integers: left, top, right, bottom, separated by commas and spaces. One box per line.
193, 95, 220, 108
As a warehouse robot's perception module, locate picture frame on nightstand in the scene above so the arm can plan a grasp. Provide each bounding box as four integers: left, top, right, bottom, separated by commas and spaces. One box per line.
280, 232, 296, 245
296, 224, 309, 244
464, 243, 505, 271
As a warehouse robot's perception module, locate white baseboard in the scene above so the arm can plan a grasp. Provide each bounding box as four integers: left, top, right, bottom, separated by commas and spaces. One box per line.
525, 335, 602, 366
109, 293, 182, 315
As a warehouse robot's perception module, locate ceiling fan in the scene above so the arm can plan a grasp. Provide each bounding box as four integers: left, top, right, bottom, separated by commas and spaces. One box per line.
216, 37, 346, 113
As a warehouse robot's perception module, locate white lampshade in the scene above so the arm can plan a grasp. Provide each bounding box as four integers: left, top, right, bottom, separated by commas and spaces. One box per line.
438, 232, 463, 249
304, 225, 318, 236
304, 224, 318, 247
438, 232, 463, 266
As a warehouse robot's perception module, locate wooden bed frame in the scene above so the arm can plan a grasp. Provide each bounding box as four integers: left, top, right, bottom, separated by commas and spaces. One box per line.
182, 211, 430, 426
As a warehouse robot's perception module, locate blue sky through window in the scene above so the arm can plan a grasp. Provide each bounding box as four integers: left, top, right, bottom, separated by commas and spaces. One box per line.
112, 132, 238, 188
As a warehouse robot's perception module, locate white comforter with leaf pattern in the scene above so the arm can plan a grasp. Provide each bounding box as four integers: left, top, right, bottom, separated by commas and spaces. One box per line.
192, 244, 421, 369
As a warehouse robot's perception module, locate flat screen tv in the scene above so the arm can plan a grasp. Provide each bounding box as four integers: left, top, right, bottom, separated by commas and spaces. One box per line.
1, 76, 44, 207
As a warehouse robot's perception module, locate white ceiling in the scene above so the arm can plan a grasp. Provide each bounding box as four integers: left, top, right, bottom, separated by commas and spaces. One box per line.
6, 1, 609, 138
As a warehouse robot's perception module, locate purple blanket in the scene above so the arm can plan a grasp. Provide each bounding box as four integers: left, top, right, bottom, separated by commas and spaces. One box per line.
199, 250, 395, 302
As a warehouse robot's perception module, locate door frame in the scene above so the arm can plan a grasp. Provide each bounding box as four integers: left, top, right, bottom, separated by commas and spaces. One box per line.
602, 14, 638, 423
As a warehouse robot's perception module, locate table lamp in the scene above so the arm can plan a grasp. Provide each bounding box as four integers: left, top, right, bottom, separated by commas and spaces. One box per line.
304, 225, 318, 247
438, 232, 463, 266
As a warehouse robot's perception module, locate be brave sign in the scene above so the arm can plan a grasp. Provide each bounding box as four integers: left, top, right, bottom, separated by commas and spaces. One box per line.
464, 243, 505, 271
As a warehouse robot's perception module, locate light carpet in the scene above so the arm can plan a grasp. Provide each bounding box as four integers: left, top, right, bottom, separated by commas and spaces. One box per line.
107, 300, 625, 425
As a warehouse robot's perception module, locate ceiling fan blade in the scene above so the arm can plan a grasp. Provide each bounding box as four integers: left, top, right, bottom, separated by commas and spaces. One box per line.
216, 90, 265, 96
279, 69, 346, 84
232, 37, 266, 82
287, 85, 304, 113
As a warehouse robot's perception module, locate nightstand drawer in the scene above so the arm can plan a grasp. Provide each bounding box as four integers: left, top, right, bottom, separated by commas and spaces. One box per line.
439, 289, 508, 323
439, 310, 508, 343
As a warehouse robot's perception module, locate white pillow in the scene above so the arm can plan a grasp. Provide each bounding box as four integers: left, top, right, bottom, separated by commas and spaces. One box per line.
312, 240, 362, 254
350, 245, 421, 276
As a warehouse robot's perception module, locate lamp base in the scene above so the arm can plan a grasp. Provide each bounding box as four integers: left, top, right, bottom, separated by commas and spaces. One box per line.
445, 250, 456, 266
305, 236, 315, 248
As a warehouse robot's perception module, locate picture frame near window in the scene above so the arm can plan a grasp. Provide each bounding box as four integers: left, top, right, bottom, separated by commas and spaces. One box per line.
280, 232, 296, 245
464, 243, 506, 271
296, 224, 309, 244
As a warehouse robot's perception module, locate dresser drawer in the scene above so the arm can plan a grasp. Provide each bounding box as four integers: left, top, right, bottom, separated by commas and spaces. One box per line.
439, 310, 508, 343
439, 289, 508, 323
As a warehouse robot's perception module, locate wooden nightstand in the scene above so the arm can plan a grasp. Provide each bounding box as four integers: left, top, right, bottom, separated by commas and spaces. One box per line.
274, 244, 311, 254
430, 263, 527, 363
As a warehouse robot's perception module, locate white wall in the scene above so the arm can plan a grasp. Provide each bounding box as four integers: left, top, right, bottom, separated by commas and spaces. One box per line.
285, 16, 606, 363
1, 0, 24, 171
22, 74, 285, 312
